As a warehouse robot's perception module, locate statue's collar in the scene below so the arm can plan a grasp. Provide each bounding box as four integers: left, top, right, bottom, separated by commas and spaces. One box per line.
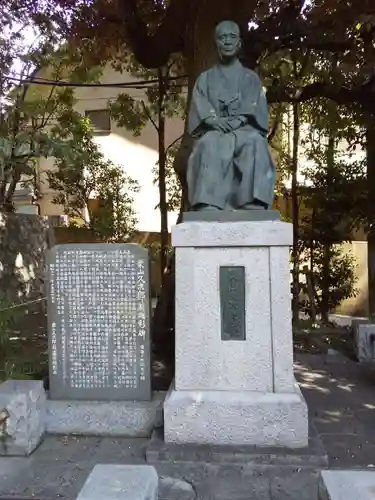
216, 58, 242, 72
212, 60, 243, 104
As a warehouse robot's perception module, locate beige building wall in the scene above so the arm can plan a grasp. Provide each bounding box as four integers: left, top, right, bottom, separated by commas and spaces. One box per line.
336, 241, 369, 317
37, 64, 185, 232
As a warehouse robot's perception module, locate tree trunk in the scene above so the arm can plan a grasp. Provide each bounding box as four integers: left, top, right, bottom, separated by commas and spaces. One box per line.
363, 32, 375, 320
367, 125, 375, 319
0, 165, 19, 213
157, 68, 169, 288
321, 133, 335, 323
309, 208, 316, 321
321, 244, 330, 322
291, 101, 300, 324
184, 0, 256, 79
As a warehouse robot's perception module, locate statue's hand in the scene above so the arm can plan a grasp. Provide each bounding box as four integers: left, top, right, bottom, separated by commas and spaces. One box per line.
216, 118, 233, 133
204, 116, 218, 129
227, 118, 243, 130
204, 116, 232, 133
227, 116, 247, 131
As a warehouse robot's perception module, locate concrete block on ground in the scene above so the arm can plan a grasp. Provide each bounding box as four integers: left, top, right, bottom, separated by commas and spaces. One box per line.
352, 321, 375, 362
0, 380, 46, 456
163, 384, 308, 447
46, 392, 165, 437
319, 470, 375, 500
76, 464, 158, 500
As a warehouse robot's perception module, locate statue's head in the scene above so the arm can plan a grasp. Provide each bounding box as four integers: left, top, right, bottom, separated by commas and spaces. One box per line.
215, 21, 241, 61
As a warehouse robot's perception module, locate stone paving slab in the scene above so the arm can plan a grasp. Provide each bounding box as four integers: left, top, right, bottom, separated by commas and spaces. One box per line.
0, 436, 320, 500
295, 354, 375, 469
0, 354, 375, 499
0, 436, 148, 500
76, 464, 158, 500
153, 461, 321, 500
319, 470, 375, 500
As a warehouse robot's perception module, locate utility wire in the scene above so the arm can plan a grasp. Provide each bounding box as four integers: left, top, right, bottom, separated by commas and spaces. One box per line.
3, 74, 188, 89
0, 296, 46, 313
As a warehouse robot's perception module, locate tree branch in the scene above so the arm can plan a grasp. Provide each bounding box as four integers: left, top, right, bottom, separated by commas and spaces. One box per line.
166, 134, 183, 154
141, 100, 158, 132
5, 171, 21, 206
268, 116, 281, 142
244, 9, 356, 64
267, 80, 371, 105
117, 0, 187, 68
37, 61, 65, 130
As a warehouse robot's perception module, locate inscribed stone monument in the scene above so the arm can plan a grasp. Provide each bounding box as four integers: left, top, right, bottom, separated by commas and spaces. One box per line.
47, 244, 151, 401
187, 20, 276, 212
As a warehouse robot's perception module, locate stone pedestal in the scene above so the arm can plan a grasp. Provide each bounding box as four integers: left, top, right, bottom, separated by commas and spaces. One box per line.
164, 220, 308, 447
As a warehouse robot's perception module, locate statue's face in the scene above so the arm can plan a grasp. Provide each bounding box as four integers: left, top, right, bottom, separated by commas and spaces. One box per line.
215, 22, 241, 59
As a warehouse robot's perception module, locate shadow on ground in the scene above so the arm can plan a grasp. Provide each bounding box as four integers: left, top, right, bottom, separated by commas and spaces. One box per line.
296, 353, 375, 469
1, 354, 375, 499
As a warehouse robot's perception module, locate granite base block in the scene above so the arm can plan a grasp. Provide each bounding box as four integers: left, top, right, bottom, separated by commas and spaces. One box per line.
76, 464, 158, 500
147, 423, 327, 469
0, 380, 46, 456
163, 386, 308, 447
172, 220, 293, 248
46, 392, 166, 437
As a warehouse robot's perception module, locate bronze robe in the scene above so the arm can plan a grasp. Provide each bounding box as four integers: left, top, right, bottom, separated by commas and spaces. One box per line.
187, 61, 276, 210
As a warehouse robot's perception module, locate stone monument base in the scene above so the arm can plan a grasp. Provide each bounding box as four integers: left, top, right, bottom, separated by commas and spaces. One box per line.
168, 220, 309, 449
163, 383, 308, 447
45, 392, 165, 437
147, 421, 327, 468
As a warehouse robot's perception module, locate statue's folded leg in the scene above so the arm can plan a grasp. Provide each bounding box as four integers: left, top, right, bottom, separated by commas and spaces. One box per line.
232, 132, 272, 209
187, 131, 234, 210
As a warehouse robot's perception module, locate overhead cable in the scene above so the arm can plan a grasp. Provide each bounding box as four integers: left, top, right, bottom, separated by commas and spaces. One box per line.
2, 74, 188, 89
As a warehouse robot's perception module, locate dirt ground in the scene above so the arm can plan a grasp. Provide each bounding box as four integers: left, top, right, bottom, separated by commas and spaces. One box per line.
1, 353, 375, 500
1, 305, 357, 392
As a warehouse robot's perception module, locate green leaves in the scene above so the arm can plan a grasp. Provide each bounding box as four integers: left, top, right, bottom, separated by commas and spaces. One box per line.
0, 2, 107, 211
109, 94, 149, 136
47, 111, 140, 242
109, 52, 185, 219
299, 243, 359, 317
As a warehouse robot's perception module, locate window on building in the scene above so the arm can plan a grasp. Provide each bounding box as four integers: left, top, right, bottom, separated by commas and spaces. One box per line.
85, 109, 111, 135
48, 215, 69, 227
